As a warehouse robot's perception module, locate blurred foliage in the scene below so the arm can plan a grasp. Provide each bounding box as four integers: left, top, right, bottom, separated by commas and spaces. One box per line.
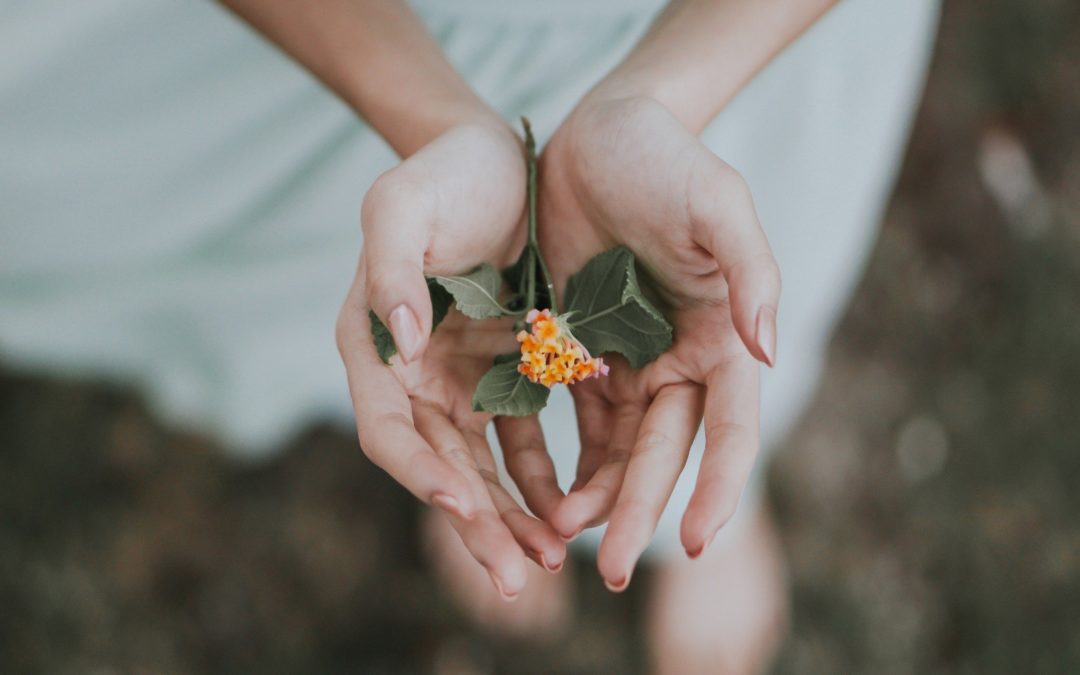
2, 0, 1079, 673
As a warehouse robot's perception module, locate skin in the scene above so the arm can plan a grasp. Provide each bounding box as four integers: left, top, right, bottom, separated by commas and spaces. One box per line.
222, 0, 840, 602
516, 0, 838, 592
222, 0, 567, 598
335, 123, 567, 600
530, 95, 778, 591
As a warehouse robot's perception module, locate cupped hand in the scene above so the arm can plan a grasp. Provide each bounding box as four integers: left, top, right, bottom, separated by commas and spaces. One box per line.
336, 122, 566, 599
534, 96, 781, 590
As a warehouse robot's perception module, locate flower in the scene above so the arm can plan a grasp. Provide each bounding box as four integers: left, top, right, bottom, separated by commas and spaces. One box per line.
517, 309, 609, 387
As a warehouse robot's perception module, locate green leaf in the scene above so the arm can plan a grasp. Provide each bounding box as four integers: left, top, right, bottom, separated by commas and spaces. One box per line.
503, 246, 533, 298
472, 357, 550, 416
370, 310, 397, 364
563, 246, 673, 368
493, 352, 521, 365
432, 264, 508, 319
369, 279, 454, 364
502, 243, 550, 313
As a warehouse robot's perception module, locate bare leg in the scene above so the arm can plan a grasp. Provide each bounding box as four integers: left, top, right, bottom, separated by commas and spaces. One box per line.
422, 508, 572, 637
647, 507, 789, 675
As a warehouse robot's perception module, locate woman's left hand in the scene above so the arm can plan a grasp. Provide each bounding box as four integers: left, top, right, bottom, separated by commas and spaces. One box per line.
531, 94, 781, 590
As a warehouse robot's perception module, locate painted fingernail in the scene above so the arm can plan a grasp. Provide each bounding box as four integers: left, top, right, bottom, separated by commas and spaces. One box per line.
389, 304, 422, 363
755, 306, 777, 367
537, 551, 564, 573
489, 571, 519, 602
559, 527, 582, 543
431, 493, 468, 519
687, 531, 717, 560
604, 574, 630, 593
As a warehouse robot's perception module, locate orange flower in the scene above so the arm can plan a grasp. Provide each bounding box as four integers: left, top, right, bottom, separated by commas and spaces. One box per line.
517, 309, 610, 388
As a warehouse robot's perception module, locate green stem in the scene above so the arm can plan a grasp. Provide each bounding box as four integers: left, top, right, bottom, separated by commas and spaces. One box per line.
522, 117, 558, 315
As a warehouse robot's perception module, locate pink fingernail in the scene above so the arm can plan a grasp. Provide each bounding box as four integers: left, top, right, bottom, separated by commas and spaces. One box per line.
432, 493, 466, 519
755, 306, 777, 367
537, 551, 564, 573
489, 572, 519, 602
559, 527, 582, 543
604, 574, 630, 593
389, 305, 422, 363
687, 531, 717, 560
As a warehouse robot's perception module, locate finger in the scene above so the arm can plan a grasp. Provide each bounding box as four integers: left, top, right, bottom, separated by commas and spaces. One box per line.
413, 405, 529, 599
688, 152, 781, 367
569, 385, 613, 492
336, 291, 476, 518
597, 384, 703, 592
495, 415, 564, 522
465, 429, 566, 574
361, 168, 434, 363
680, 354, 761, 558
552, 403, 644, 541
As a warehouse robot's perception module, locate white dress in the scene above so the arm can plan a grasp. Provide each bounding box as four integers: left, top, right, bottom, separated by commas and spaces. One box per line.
0, 0, 940, 554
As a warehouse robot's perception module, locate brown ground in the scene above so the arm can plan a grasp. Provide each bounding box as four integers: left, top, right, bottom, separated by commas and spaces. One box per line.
3, 0, 1079, 673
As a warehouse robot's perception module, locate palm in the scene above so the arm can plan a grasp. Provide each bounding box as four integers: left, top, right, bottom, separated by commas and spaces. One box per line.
535, 96, 775, 588
398, 311, 518, 426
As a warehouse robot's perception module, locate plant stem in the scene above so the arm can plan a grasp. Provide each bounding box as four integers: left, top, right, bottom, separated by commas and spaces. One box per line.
522, 117, 558, 315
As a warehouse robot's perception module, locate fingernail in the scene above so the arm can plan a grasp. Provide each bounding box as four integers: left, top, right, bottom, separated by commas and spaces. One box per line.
538, 551, 564, 573
489, 571, 519, 602
687, 531, 717, 560
389, 305, 422, 363
604, 574, 630, 593
432, 493, 468, 519
559, 527, 582, 543
755, 306, 777, 367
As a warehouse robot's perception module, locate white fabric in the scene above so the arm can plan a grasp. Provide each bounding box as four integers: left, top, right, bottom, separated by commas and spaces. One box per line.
0, 0, 939, 554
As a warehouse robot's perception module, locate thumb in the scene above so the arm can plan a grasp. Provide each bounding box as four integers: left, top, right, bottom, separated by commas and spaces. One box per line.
689, 154, 782, 366
361, 171, 434, 363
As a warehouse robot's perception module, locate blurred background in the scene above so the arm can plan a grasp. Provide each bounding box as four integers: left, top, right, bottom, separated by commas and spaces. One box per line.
2, 0, 1078, 672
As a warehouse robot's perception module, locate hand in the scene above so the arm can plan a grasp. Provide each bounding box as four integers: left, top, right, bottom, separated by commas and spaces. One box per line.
336, 122, 566, 600
535, 95, 781, 589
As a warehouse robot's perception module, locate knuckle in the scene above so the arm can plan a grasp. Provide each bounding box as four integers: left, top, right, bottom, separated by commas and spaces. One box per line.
704, 419, 756, 450
525, 474, 557, 494
356, 411, 412, 454
361, 170, 426, 233
714, 161, 750, 198
477, 467, 501, 488
441, 445, 471, 467
334, 307, 352, 357
505, 438, 545, 460
635, 429, 676, 457
603, 448, 632, 466
355, 427, 385, 465
727, 251, 782, 293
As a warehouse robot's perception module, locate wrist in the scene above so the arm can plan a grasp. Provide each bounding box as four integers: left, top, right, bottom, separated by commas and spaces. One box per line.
582, 66, 730, 137
355, 88, 509, 158
583, 0, 840, 136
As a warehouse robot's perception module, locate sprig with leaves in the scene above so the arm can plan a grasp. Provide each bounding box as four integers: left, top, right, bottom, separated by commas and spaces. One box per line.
370, 118, 673, 415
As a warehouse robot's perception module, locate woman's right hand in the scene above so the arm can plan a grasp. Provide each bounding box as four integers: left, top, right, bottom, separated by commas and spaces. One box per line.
336, 121, 566, 600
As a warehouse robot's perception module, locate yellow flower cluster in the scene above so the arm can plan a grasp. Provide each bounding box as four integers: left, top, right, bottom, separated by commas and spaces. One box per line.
517, 309, 610, 387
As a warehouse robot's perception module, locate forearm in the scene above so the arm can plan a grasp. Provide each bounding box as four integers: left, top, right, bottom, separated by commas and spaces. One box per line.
220, 0, 503, 156
590, 0, 838, 134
